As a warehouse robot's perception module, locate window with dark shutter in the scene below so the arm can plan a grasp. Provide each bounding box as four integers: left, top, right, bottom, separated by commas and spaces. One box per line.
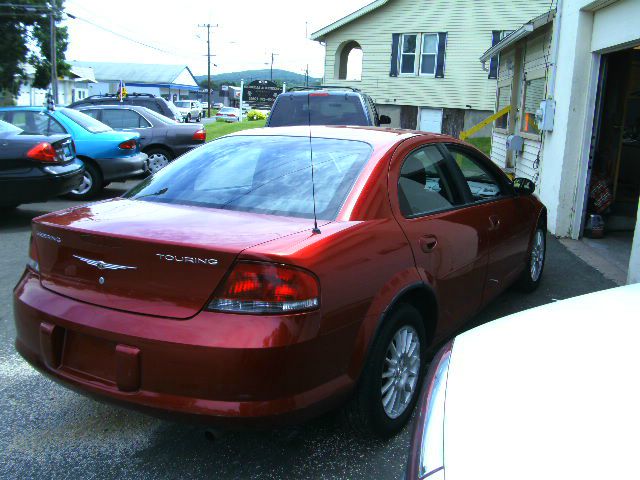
488, 30, 502, 79
435, 32, 447, 78
390, 33, 400, 77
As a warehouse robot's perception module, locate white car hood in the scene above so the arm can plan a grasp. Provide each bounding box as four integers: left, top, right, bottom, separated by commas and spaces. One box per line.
443, 284, 640, 480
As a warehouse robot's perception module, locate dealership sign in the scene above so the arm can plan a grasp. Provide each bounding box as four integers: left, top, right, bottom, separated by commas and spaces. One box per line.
244, 80, 280, 105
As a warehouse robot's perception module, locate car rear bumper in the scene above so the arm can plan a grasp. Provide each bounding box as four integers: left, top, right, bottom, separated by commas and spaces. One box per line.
172, 143, 204, 157
215, 116, 239, 122
96, 152, 149, 182
0, 161, 84, 206
13, 270, 357, 426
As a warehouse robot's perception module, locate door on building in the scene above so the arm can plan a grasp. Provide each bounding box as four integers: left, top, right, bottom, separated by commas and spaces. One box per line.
582, 45, 640, 280
419, 107, 443, 133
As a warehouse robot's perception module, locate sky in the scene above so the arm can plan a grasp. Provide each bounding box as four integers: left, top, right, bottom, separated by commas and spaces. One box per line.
62, 0, 372, 79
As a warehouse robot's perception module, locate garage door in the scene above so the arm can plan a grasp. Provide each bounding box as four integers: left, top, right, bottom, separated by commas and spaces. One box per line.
419, 108, 443, 133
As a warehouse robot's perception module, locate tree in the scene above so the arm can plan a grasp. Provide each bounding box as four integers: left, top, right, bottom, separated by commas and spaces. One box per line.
0, 0, 71, 95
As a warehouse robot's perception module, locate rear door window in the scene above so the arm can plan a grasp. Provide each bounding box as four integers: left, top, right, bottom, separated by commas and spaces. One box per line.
101, 109, 150, 128
397, 145, 463, 217
4, 111, 66, 135
269, 94, 368, 127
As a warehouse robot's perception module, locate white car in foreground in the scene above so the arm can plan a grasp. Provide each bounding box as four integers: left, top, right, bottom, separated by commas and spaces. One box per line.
406, 284, 640, 480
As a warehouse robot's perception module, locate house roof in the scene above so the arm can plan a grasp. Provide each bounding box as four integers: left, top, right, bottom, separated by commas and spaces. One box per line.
69, 61, 197, 86
479, 10, 555, 64
310, 0, 391, 41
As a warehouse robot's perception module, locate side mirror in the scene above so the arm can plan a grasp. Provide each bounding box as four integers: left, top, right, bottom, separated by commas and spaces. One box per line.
513, 177, 535, 195
379, 115, 391, 125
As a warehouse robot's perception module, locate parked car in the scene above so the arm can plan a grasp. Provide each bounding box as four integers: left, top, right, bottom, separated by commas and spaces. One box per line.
266, 87, 391, 127
14, 126, 545, 437
174, 100, 202, 123
0, 107, 148, 199
405, 284, 640, 480
0, 119, 83, 209
69, 93, 184, 123
215, 107, 241, 122
212, 102, 224, 109
75, 105, 206, 174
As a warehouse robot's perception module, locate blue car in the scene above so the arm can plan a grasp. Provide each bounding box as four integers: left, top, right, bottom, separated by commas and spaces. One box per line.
0, 106, 148, 199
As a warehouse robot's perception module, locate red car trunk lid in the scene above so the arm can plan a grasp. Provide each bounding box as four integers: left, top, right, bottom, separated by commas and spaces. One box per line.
32, 199, 321, 319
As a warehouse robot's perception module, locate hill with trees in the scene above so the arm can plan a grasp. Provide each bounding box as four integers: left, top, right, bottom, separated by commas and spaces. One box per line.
196, 69, 321, 88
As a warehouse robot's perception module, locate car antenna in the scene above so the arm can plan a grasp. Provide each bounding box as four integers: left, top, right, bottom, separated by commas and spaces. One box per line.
307, 92, 321, 235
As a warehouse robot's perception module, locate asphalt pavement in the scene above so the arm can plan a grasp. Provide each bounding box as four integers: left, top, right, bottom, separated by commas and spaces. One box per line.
0, 181, 616, 480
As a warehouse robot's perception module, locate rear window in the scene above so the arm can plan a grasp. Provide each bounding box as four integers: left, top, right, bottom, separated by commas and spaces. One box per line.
269, 94, 368, 127
219, 107, 237, 114
124, 135, 372, 220
58, 107, 111, 133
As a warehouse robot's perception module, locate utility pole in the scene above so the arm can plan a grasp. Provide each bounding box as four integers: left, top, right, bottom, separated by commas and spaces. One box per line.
50, 10, 57, 104
198, 23, 217, 118
270, 52, 278, 81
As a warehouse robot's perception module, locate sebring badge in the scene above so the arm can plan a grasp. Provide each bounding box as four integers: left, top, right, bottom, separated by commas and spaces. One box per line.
72, 254, 137, 271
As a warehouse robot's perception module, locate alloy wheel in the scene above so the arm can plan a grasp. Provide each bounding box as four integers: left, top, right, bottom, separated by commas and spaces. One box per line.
148, 153, 170, 174
530, 229, 545, 282
381, 325, 421, 419
71, 172, 93, 195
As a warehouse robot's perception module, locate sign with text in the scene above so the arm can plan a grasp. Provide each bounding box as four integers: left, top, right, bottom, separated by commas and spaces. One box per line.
243, 80, 280, 106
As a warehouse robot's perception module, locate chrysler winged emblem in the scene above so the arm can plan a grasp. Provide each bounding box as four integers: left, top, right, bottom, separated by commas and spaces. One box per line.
72, 254, 137, 271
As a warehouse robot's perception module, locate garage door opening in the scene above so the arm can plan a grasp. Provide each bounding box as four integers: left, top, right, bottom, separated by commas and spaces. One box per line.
581, 45, 640, 280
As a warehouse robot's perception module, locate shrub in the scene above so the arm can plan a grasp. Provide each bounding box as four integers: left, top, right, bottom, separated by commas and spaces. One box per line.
247, 109, 267, 121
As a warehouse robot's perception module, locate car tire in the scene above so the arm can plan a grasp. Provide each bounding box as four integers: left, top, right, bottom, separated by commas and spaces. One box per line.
516, 222, 546, 293
196, 113, 202, 122
65, 162, 103, 200
146, 148, 174, 174
344, 302, 427, 438
186, 114, 191, 123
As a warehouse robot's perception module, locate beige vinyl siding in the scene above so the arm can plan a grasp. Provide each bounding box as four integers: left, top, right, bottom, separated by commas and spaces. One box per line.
515, 139, 542, 180
491, 131, 509, 168
322, 0, 551, 111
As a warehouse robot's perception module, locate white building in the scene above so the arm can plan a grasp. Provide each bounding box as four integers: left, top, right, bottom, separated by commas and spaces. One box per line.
17, 64, 97, 107
70, 61, 200, 102
482, 0, 640, 284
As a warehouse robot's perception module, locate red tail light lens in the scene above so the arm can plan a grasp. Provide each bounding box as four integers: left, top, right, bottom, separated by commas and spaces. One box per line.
26, 142, 57, 162
27, 235, 39, 272
118, 139, 137, 150
208, 262, 319, 314
192, 128, 206, 141
228, 114, 236, 117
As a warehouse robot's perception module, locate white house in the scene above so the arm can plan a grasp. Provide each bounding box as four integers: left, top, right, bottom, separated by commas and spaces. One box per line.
481, 0, 640, 284
70, 61, 200, 102
311, 0, 552, 136
16, 64, 97, 107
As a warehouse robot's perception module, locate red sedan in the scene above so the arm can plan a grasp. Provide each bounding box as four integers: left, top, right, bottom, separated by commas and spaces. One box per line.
14, 126, 546, 437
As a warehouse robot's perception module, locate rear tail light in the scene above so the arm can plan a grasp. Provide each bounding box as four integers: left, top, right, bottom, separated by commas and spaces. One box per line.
27, 235, 39, 272
192, 128, 206, 141
207, 262, 319, 314
118, 139, 137, 150
26, 142, 57, 163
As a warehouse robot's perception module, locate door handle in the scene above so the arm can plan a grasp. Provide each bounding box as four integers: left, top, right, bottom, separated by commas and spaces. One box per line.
489, 215, 501, 231
419, 235, 438, 253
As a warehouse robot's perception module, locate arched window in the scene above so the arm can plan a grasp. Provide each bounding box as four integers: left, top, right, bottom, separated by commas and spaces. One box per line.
335, 41, 363, 80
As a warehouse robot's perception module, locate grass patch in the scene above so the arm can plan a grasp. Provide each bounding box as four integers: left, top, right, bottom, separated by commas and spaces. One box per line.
466, 137, 491, 156
205, 119, 267, 141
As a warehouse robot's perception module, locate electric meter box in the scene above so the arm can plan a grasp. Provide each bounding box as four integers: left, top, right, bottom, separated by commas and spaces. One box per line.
506, 134, 524, 153
536, 99, 555, 132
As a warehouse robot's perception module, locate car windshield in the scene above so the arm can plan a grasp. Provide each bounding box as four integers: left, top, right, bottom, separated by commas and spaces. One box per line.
124, 135, 372, 220
174, 101, 191, 108
0, 119, 22, 134
58, 107, 112, 133
269, 94, 368, 127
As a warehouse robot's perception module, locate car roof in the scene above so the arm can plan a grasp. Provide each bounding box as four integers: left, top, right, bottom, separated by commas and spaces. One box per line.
226, 126, 453, 148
